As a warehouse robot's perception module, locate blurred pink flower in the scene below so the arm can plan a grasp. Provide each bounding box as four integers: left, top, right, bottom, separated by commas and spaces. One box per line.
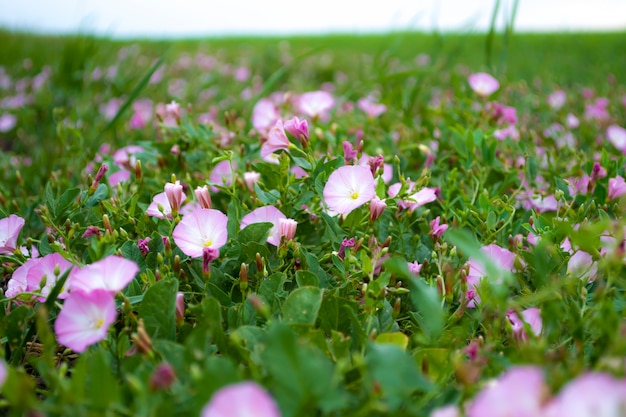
430, 216, 448, 239
466, 366, 547, 417
544, 373, 626, 417
0, 214, 25, 255
608, 176, 626, 200
283, 116, 309, 146
323, 165, 376, 216
252, 98, 280, 133
113, 145, 143, 170
108, 169, 131, 187
466, 244, 518, 307
468, 72, 499, 97
507, 308, 542, 342
210, 160, 236, 192
430, 405, 460, 417
547, 90, 566, 109
25, 253, 75, 301
240, 206, 286, 246
584, 97, 610, 121
567, 250, 598, 283
357, 96, 387, 118
407, 261, 423, 275
54, 288, 116, 353
296, 90, 335, 119
243, 172, 261, 192
6, 257, 38, 298
261, 120, 291, 158
405, 187, 438, 212
607, 125, 626, 154
0, 113, 17, 132
70, 255, 138, 294
173, 208, 228, 258
201, 381, 281, 417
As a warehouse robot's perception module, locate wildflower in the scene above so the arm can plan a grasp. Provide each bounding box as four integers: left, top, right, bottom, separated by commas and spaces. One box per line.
466, 366, 547, 417
608, 176, 626, 200
243, 172, 261, 192
405, 187, 438, 213
164, 181, 184, 216
507, 308, 542, 342
173, 208, 228, 258
430, 405, 460, 417
240, 206, 286, 247
323, 165, 376, 216
337, 238, 355, 260
407, 261, 422, 275
0, 358, 6, 390
261, 120, 291, 158
201, 381, 281, 417
465, 244, 518, 308
283, 116, 309, 146
147, 191, 187, 219
252, 98, 280, 133
278, 218, 297, 242
430, 216, 449, 239
175, 292, 185, 323
138, 238, 151, 255
369, 197, 387, 221
195, 185, 212, 209
112, 145, 143, 170
0, 113, 17, 132
5, 257, 38, 298
547, 90, 566, 109
607, 125, 626, 154
54, 288, 116, 353
468, 72, 499, 97
544, 373, 626, 417
567, 250, 598, 283
0, 214, 25, 255
150, 363, 177, 391
357, 96, 387, 118
70, 256, 138, 294
296, 90, 335, 119
210, 160, 236, 192
26, 252, 75, 301
584, 97, 610, 121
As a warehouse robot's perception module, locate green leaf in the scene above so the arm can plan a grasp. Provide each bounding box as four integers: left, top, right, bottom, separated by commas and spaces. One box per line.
85, 183, 108, 207
365, 343, 431, 410
282, 286, 323, 326
57, 187, 80, 214
295, 270, 320, 287
238, 222, 273, 244
74, 347, 120, 410
138, 277, 178, 340
375, 332, 409, 350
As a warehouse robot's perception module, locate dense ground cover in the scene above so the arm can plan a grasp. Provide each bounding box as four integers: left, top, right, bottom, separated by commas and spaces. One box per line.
0, 29, 625, 416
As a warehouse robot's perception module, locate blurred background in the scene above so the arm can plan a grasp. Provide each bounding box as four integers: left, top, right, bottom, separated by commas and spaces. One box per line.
1, 0, 625, 38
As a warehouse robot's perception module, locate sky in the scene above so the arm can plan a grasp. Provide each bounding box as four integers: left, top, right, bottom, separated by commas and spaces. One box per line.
0, 0, 625, 38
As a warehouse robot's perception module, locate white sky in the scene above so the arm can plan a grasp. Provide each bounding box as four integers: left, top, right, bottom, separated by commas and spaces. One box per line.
0, 0, 625, 38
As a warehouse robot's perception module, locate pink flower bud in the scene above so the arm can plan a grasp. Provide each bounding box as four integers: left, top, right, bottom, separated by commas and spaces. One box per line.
608, 176, 626, 200
92, 163, 109, 188
369, 197, 387, 221
202, 247, 219, 275
164, 181, 184, 215
430, 216, 449, 239
194, 185, 212, 209
407, 261, 422, 275
149, 362, 176, 391
243, 172, 261, 193
175, 292, 185, 323
278, 218, 297, 242
283, 116, 309, 146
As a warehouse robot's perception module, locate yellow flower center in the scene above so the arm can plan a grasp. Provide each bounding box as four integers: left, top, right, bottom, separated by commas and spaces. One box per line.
95, 319, 104, 329
203, 240, 213, 247
350, 191, 359, 200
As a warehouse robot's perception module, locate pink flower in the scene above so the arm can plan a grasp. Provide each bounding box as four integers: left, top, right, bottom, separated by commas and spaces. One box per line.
26, 253, 75, 300
201, 381, 281, 417
173, 208, 228, 258
150, 362, 177, 391
296, 90, 335, 119
430, 405, 460, 417
608, 176, 626, 200
544, 373, 626, 417
108, 169, 131, 187
210, 161, 236, 192
252, 98, 280, 133
466, 244, 518, 308
0, 358, 6, 390
357, 96, 387, 118
507, 308, 542, 342
6, 257, 38, 298
407, 261, 422, 275
0, 113, 17, 132
54, 288, 116, 353
585, 97, 610, 121
547, 90, 566, 109
566, 113, 579, 128
164, 181, 184, 215
0, 214, 25, 255
240, 206, 286, 247
261, 120, 291, 158
283, 116, 309, 146
195, 185, 212, 209
323, 165, 376, 216
468, 72, 499, 97
607, 125, 626, 154
405, 187, 438, 212
175, 292, 185, 323
243, 172, 261, 192
369, 197, 387, 221
467, 366, 547, 417
70, 256, 138, 294
567, 250, 597, 283
113, 145, 143, 170
147, 191, 187, 219
430, 216, 448, 239
278, 218, 297, 242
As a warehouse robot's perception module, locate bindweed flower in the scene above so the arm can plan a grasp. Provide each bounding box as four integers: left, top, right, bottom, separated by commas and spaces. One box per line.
407, 261, 423, 275
430, 405, 460, 417
150, 362, 177, 391
607, 125, 626, 154
466, 366, 548, 417
112, 145, 143, 170
252, 98, 280, 133
147, 191, 187, 219
547, 90, 566, 109
507, 308, 542, 342
283, 116, 309, 146
164, 181, 184, 216
430, 216, 448, 239
278, 218, 297, 242
70, 256, 138, 294
567, 250, 598, 283
323, 165, 376, 216
240, 206, 286, 247
296, 90, 335, 119
405, 187, 438, 213
465, 244, 518, 308
0, 113, 17, 132
0, 358, 6, 390
173, 207, 228, 258
243, 171, 261, 192
468, 72, 499, 97
357, 96, 387, 118
261, 120, 291, 158
26, 253, 75, 301
343, 141, 358, 164
195, 185, 212, 209
608, 176, 626, 200
0, 214, 25, 255
337, 237, 355, 260
543, 373, 626, 417
5, 257, 38, 298
369, 197, 387, 221
175, 292, 185, 323
54, 288, 116, 353
201, 381, 281, 417
210, 160, 236, 192
138, 237, 151, 255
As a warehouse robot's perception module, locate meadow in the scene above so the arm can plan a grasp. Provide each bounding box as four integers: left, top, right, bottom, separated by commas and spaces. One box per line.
0, 28, 625, 416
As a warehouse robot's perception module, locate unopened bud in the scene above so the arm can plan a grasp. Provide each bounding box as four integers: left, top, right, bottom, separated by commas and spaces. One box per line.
150, 362, 176, 391
175, 292, 185, 323
102, 214, 113, 235
240, 262, 248, 292
135, 160, 143, 182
